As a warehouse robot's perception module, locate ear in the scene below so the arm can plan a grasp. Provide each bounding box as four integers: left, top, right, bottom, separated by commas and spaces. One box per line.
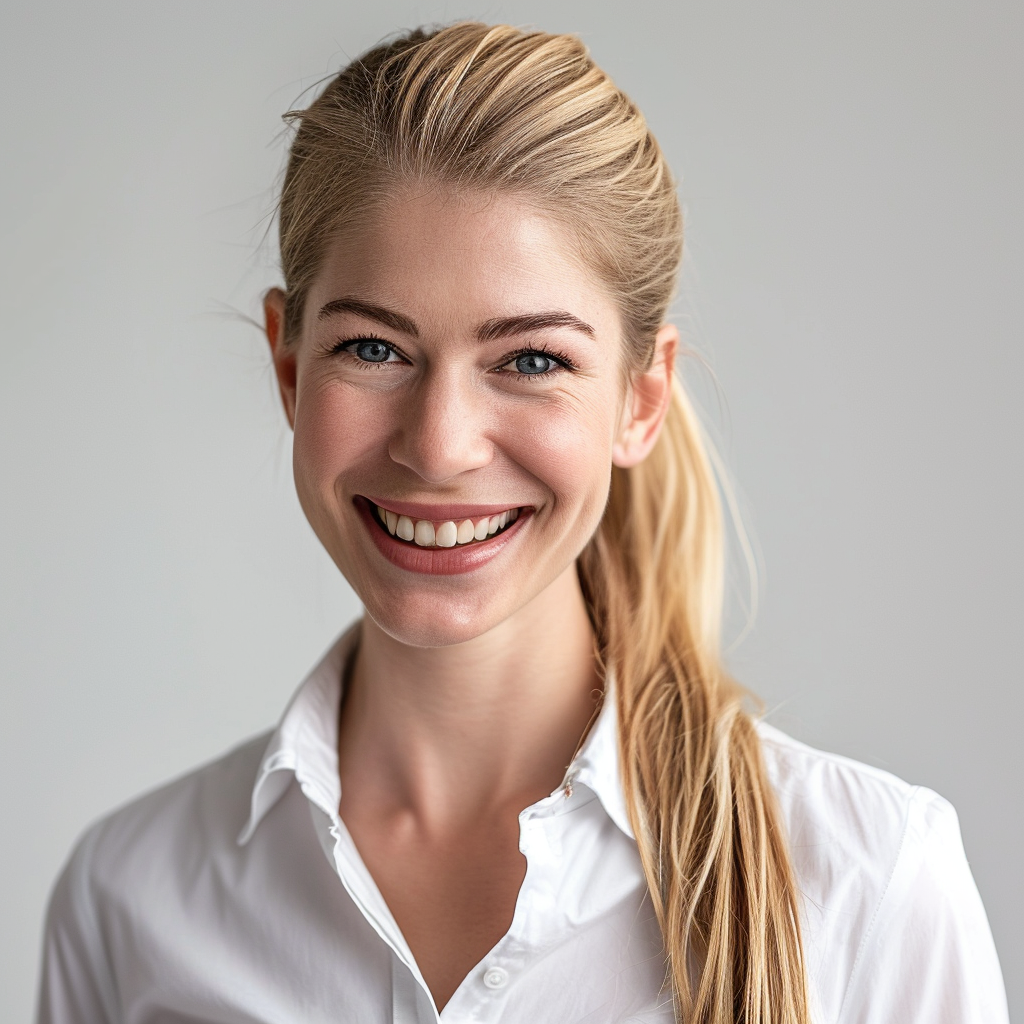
612, 323, 678, 468
264, 287, 297, 429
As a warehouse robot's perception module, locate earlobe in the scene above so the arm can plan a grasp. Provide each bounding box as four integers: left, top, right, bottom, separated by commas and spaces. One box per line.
264, 287, 298, 429
612, 323, 678, 468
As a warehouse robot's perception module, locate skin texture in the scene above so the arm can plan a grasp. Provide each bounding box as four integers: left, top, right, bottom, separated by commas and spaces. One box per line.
265, 185, 677, 1011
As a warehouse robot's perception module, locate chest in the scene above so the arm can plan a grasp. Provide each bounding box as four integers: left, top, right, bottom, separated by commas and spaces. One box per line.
335, 797, 669, 1021
347, 811, 527, 1009
110, 783, 672, 1024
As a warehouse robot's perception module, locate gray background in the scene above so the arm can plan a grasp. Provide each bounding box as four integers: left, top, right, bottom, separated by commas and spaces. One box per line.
1, 1, 1020, 1019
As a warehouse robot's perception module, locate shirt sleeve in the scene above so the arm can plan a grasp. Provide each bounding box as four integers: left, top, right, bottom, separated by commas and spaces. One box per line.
837, 788, 1009, 1024
36, 823, 120, 1024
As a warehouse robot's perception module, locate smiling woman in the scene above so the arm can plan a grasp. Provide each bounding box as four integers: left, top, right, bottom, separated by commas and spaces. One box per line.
36, 22, 1007, 1024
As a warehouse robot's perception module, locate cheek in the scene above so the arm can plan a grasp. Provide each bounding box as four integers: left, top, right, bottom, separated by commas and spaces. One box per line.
503, 388, 619, 518
292, 379, 379, 512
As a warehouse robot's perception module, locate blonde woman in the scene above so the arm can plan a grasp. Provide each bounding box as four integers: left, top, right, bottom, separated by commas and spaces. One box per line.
38, 23, 1007, 1024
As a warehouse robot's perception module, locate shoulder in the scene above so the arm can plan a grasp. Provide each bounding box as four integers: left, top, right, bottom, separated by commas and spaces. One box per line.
756, 720, 934, 860
46, 732, 271, 944
82, 730, 270, 884
39, 733, 272, 1023
754, 721, 932, 964
755, 722, 1008, 1023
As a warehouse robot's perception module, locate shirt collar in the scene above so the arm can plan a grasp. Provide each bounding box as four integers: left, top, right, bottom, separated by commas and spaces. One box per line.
239, 621, 634, 844
565, 676, 635, 839
238, 623, 359, 844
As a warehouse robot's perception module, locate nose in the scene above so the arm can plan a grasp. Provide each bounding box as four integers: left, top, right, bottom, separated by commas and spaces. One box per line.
388, 366, 493, 483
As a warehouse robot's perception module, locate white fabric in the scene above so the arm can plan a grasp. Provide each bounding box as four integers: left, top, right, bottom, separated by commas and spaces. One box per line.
37, 625, 1009, 1023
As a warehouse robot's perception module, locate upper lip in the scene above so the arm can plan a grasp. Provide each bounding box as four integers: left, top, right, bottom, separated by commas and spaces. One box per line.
361, 496, 529, 520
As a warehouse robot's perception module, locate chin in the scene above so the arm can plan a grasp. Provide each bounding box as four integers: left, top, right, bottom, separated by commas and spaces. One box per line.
363, 590, 507, 649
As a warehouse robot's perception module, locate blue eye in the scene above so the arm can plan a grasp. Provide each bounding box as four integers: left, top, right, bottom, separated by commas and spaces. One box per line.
353, 340, 392, 363
514, 352, 555, 374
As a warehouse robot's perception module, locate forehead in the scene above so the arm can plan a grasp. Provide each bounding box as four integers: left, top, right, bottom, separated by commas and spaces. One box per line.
308, 186, 621, 340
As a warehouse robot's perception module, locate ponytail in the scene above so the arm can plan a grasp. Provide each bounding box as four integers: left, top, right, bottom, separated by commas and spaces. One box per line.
579, 378, 810, 1021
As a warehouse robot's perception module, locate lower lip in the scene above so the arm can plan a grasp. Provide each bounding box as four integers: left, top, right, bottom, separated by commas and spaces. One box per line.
354, 497, 529, 576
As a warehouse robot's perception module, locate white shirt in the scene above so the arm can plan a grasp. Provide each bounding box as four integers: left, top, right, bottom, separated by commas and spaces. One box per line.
38, 625, 1009, 1024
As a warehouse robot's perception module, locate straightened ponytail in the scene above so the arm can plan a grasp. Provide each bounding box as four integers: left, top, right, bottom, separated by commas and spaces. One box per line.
579, 378, 810, 1021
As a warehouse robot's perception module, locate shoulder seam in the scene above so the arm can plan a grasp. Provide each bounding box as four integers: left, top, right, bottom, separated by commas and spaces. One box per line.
834, 784, 921, 1023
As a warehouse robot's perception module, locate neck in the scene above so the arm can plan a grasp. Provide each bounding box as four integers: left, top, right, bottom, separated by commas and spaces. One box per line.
338, 563, 601, 828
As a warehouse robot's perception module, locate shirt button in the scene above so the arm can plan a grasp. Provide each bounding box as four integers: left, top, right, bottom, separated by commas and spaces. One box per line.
482, 966, 509, 990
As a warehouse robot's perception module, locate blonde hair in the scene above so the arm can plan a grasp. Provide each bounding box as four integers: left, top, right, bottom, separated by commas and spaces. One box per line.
276, 23, 810, 1022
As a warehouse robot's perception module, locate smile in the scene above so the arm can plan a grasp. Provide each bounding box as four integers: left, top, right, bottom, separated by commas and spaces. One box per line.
354, 495, 530, 576
371, 503, 522, 548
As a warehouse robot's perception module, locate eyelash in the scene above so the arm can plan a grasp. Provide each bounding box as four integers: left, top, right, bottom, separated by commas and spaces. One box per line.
495, 345, 578, 376
328, 333, 392, 359
328, 336, 579, 377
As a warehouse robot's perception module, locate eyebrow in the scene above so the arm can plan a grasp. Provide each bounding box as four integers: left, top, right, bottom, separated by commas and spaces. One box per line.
317, 298, 419, 336
476, 311, 595, 341
317, 297, 594, 341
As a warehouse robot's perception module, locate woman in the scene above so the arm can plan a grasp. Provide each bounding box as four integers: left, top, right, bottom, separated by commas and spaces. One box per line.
38, 23, 1007, 1024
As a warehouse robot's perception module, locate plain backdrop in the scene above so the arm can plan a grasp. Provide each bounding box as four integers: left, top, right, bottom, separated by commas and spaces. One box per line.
2, 1, 1020, 1020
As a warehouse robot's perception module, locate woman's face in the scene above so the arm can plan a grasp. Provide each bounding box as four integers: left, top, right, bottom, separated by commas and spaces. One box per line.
267, 187, 674, 647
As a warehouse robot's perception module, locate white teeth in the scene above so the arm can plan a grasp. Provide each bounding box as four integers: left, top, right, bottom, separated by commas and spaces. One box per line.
377, 504, 521, 546
435, 521, 458, 548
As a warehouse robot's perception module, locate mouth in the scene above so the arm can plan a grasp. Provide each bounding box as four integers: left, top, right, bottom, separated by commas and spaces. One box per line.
354, 495, 530, 575
370, 502, 522, 548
